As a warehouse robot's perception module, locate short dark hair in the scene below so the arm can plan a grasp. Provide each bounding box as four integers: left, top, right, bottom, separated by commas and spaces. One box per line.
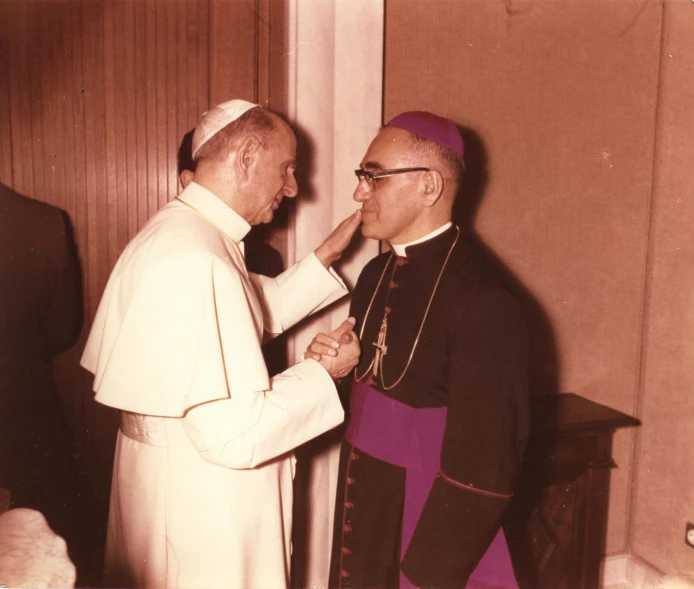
406, 132, 466, 189
177, 129, 196, 176
194, 107, 276, 164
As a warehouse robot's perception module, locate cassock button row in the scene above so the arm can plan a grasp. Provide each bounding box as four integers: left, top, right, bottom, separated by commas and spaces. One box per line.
384, 306, 392, 315
349, 451, 359, 461
388, 281, 398, 289
347, 476, 356, 485
340, 570, 351, 578
396, 257, 408, 266
345, 501, 354, 509
341, 546, 352, 555
343, 524, 352, 533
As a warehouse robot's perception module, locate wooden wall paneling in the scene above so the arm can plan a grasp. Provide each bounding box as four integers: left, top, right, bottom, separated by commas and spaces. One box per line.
8, 4, 32, 196
166, 1, 181, 198
39, 5, 56, 210
145, 0, 159, 221
82, 0, 109, 315
176, 0, 189, 179
134, 1, 148, 232
197, 0, 211, 119
28, 5, 46, 207
51, 5, 70, 213
0, 0, 269, 576
69, 1, 89, 325
209, 0, 258, 105
155, 0, 170, 207
103, 0, 120, 288
256, 0, 271, 107
0, 2, 13, 186
60, 2, 78, 254
184, 0, 198, 134
122, 0, 137, 244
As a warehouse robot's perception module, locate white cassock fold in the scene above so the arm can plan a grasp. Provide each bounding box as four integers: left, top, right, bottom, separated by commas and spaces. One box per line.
81, 182, 347, 589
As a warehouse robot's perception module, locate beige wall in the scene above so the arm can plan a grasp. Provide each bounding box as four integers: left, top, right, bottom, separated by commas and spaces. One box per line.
632, 0, 694, 574
384, 0, 693, 572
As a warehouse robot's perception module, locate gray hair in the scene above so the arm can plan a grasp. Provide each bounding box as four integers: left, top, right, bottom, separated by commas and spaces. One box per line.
407, 132, 466, 189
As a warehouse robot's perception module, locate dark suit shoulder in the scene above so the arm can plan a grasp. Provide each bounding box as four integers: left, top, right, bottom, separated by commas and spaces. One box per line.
1, 185, 66, 235
0, 185, 68, 251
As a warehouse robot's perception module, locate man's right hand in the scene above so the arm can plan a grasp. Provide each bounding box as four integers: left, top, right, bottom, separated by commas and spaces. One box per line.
307, 317, 361, 379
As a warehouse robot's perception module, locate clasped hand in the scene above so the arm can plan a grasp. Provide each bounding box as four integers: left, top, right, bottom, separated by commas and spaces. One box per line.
305, 317, 361, 379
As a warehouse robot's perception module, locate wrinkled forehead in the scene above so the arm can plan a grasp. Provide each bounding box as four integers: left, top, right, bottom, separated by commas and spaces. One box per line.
361, 127, 413, 168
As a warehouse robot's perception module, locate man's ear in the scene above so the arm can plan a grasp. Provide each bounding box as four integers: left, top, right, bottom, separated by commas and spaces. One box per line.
421, 170, 444, 207
236, 136, 262, 179
179, 170, 195, 189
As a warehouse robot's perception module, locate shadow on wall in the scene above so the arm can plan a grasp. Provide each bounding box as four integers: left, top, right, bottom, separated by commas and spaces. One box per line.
453, 125, 560, 399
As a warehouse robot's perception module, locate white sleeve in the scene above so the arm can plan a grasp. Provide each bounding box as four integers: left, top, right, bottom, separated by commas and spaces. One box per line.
181, 359, 344, 469
250, 252, 348, 336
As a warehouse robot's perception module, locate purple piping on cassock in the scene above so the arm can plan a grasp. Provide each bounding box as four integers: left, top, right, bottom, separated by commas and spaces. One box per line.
345, 380, 518, 589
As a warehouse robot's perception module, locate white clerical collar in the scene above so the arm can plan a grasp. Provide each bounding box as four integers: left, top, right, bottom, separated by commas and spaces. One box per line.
177, 182, 251, 244
390, 222, 453, 257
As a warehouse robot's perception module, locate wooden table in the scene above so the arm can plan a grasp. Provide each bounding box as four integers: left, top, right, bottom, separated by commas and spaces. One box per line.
505, 393, 640, 589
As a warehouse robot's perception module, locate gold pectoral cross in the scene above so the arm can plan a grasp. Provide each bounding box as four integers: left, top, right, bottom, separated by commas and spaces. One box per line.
372, 315, 388, 377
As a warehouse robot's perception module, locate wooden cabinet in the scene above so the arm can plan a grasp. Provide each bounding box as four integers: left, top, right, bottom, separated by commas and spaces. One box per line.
505, 393, 640, 589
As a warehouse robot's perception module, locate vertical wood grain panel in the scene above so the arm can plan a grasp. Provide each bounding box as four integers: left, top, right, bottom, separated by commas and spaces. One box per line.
28, 6, 46, 206
0, 0, 268, 572
197, 0, 210, 127
103, 0, 119, 277
176, 0, 189, 167
0, 2, 13, 186
145, 0, 158, 220
209, 0, 257, 104
156, 0, 169, 208
123, 0, 137, 242
165, 2, 180, 197
9, 5, 32, 196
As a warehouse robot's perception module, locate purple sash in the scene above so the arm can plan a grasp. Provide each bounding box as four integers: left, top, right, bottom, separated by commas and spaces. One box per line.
346, 381, 518, 589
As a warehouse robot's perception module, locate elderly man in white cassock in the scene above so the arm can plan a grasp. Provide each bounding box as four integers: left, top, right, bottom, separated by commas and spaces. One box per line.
81, 100, 362, 589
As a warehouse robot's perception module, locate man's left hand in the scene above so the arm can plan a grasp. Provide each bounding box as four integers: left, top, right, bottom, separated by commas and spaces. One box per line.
314, 210, 362, 268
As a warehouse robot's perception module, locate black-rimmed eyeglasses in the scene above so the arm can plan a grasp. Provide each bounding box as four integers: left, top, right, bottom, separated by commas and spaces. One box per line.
354, 167, 430, 190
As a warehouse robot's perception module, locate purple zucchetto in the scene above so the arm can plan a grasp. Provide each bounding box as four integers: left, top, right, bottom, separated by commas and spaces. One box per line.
387, 110, 464, 156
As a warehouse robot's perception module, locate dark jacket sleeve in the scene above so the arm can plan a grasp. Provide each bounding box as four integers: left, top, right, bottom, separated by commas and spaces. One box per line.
44, 210, 82, 358
401, 288, 529, 588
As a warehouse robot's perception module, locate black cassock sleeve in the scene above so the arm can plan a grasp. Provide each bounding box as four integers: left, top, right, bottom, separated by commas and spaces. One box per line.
400, 288, 529, 588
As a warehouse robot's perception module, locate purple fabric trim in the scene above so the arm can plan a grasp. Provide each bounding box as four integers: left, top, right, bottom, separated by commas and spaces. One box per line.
345, 380, 518, 589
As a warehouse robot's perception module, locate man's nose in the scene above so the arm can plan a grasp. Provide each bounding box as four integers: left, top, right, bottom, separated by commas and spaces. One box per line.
285, 174, 298, 198
353, 181, 371, 203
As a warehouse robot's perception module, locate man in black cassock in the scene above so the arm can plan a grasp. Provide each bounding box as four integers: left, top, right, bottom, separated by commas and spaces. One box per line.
306, 111, 529, 589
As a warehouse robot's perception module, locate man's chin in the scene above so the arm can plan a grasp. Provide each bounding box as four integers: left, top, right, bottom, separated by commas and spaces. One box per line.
360, 222, 382, 241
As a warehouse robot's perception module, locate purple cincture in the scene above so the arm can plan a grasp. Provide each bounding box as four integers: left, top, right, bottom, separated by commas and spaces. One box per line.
346, 381, 518, 589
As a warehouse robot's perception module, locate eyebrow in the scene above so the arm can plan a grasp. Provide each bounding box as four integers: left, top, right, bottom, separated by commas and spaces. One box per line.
361, 160, 384, 171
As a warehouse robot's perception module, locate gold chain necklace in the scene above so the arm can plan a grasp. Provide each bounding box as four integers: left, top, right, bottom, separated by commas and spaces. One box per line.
354, 225, 460, 390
